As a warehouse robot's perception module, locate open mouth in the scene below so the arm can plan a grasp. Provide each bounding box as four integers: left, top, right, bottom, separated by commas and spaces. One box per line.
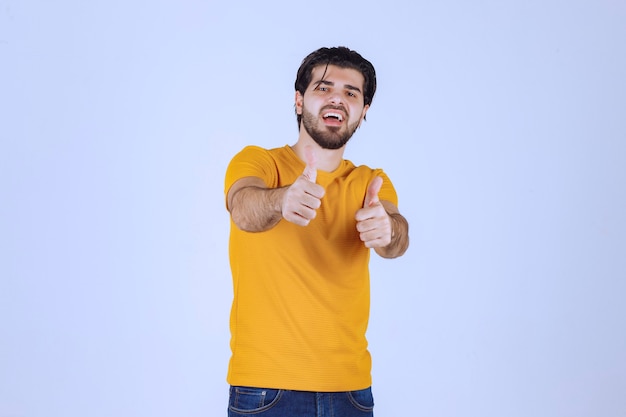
322, 111, 344, 125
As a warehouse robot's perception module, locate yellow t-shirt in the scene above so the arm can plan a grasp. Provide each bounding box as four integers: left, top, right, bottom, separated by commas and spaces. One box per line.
224, 145, 398, 392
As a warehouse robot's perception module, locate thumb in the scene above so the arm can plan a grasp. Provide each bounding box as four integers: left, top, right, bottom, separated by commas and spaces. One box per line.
364, 176, 383, 207
302, 145, 317, 182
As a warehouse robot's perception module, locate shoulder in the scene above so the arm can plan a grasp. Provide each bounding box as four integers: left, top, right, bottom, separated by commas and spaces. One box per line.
225, 146, 276, 189
232, 145, 270, 160
230, 145, 293, 164
348, 164, 398, 206
225, 145, 300, 191
348, 163, 391, 183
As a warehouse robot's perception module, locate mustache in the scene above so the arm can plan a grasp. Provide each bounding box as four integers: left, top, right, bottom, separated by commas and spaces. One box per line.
321, 105, 348, 115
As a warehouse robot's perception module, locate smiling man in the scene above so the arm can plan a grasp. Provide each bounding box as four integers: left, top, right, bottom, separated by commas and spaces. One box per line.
224, 46, 409, 417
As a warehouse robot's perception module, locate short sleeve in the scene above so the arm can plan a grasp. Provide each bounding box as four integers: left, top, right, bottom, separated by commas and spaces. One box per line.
224, 146, 278, 208
371, 168, 399, 207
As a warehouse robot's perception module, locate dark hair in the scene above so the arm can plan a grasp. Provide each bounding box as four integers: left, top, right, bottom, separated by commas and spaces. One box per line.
294, 46, 377, 127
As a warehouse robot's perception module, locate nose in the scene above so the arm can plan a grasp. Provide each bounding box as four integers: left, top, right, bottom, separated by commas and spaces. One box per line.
328, 91, 343, 105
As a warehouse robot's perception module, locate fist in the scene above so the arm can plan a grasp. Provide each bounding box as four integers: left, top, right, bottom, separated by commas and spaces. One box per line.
282, 147, 325, 226
355, 176, 392, 248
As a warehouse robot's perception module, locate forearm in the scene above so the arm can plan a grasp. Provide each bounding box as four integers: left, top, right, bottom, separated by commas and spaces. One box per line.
230, 186, 286, 232
375, 212, 409, 259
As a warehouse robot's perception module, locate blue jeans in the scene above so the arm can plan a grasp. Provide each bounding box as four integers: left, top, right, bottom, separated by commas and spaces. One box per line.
228, 386, 374, 416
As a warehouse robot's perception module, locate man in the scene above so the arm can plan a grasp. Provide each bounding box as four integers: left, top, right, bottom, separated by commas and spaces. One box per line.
224, 46, 409, 417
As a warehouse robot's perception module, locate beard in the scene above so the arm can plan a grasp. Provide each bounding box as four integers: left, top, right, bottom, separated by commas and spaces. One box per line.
301, 105, 361, 150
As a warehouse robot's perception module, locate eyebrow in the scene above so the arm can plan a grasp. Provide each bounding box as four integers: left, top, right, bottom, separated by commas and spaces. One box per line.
313, 79, 363, 94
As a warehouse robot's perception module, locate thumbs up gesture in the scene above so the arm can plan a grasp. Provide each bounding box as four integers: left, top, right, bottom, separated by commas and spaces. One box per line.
355, 176, 392, 248
282, 147, 326, 226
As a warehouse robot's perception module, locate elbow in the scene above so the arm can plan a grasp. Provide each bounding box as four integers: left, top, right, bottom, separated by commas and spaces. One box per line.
230, 208, 279, 233
230, 210, 257, 233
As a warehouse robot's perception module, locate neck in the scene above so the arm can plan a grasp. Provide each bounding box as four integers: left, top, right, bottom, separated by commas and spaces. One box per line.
291, 137, 345, 172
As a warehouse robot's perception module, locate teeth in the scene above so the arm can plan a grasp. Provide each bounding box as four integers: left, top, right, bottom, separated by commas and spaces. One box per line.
324, 112, 343, 121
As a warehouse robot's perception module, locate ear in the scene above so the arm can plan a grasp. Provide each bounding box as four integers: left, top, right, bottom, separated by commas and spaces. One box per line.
295, 91, 304, 115
358, 104, 370, 127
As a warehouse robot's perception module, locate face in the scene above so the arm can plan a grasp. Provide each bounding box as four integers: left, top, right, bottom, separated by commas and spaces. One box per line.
296, 65, 369, 150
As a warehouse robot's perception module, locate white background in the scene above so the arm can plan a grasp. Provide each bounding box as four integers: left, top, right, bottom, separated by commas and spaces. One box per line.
1, 1, 625, 416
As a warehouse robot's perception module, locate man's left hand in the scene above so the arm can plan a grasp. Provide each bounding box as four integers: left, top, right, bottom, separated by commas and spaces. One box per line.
355, 176, 392, 248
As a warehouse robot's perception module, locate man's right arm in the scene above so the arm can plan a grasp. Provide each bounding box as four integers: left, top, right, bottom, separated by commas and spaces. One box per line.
227, 173, 325, 233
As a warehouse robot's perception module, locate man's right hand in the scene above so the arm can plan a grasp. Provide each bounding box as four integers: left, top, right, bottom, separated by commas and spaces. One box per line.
281, 147, 325, 226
